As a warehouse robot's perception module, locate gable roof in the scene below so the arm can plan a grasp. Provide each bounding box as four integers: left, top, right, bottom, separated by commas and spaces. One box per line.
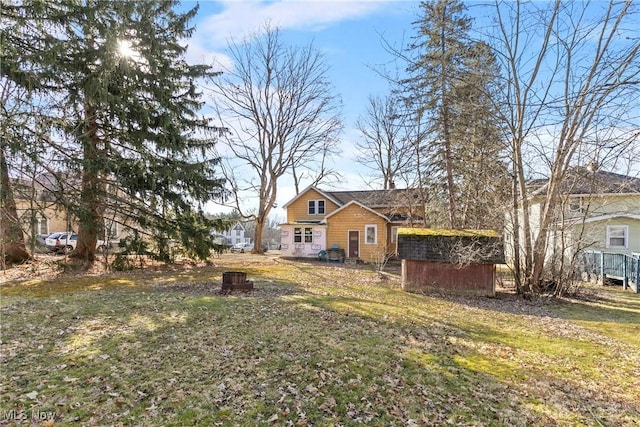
529, 166, 640, 196
324, 200, 390, 221
283, 185, 422, 209
281, 185, 343, 209
324, 188, 422, 207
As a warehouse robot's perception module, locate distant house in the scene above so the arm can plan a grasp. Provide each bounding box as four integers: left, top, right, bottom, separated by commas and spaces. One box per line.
280, 186, 424, 263
12, 174, 125, 245
213, 222, 251, 247
505, 166, 640, 264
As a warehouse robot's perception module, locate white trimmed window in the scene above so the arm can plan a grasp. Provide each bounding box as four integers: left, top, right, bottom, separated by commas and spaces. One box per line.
294, 227, 313, 243
390, 226, 399, 243
37, 217, 49, 236
606, 225, 628, 248
308, 200, 325, 215
568, 197, 584, 213
365, 224, 377, 245
104, 219, 119, 239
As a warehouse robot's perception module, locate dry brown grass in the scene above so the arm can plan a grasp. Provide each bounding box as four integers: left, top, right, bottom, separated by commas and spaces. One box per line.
1, 253, 639, 426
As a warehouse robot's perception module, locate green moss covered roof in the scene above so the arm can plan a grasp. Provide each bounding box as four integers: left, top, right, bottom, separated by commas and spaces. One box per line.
397, 228, 500, 238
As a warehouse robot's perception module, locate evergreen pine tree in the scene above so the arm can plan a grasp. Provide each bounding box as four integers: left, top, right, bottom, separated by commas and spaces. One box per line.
404, 0, 470, 229
450, 41, 509, 229
403, 0, 507, 229
2, 0, 226, 266
0, 0, 58, 265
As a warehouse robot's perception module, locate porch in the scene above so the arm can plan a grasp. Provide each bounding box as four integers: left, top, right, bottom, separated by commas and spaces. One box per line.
579, 251, 640, 293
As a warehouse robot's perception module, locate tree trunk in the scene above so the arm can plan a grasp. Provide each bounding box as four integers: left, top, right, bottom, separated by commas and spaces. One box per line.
529, 163, 563, 291
439, 11, 457, 230
71, 98, 101, 267
0, 146, 31, 266
510, 171, 523, 293
513, 136, 533, 294
253, 216, 265, 254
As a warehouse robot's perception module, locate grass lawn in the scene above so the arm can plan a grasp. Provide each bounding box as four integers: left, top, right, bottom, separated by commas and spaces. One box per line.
1, 255, 639, 426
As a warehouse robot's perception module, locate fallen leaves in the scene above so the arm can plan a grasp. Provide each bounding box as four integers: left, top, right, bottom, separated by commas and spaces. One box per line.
1, 256, 639, 425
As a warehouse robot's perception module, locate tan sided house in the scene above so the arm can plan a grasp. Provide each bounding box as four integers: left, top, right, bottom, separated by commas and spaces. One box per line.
280, 186, 423, 263
12, 174, 124, 249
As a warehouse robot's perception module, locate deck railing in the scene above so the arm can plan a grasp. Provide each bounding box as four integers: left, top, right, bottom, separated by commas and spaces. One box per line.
580, 251, 640, 293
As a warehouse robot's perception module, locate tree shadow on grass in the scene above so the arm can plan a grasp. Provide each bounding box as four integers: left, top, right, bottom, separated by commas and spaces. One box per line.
432, 285, 640, 325
0, 275, 544, 426
296, 297, 640, 425
2, 261, 639, 426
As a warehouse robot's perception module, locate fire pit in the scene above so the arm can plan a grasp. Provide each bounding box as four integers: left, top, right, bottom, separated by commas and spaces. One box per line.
222, 271, 254, 291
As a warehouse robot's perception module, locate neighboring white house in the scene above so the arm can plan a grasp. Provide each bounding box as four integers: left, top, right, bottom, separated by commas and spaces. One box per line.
505, 166, 640, 265
212, 222, 251, 246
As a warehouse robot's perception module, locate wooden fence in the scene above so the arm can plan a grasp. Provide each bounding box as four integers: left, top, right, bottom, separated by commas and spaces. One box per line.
580, 251, 640, 293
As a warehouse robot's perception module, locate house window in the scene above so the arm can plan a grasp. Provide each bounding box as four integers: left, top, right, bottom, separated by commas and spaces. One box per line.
104, 219, 118, 239
606, 225, 628, 248
304, 227, 313, 243
308, 200, 325, 215
390, 226, 399, 243
569, 197, 584, 213
365, 225, 377, 245
294, 228, 302, 243
38, 217, 49, 236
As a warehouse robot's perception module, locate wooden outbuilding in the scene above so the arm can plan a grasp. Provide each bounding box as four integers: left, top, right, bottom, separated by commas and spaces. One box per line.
397, 228, 505, 297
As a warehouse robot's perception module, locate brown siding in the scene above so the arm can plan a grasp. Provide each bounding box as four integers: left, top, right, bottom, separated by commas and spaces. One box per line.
286, 188, 341, 223
401, 260, 495, 296
326, 204, 390, 262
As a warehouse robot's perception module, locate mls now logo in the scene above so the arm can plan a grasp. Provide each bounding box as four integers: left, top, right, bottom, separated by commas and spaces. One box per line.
2, 409, 56, 422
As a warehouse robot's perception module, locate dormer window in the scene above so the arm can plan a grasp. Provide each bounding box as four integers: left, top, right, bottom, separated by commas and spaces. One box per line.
569, 197, 583, 213
308, 200, 325, 215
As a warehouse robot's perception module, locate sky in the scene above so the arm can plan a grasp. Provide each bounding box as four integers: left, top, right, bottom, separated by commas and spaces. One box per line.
179, 1, 639, 220
179, 0, 425, 218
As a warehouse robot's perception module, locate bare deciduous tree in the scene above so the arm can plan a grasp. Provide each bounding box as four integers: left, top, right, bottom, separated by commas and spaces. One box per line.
355, 94, 414, 190
491, 0, 640, 294
210, 24, 342, 253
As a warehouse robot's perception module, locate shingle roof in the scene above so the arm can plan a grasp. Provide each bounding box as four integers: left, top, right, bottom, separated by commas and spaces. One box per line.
282, 186, 424, 223
529, 167, 640, 195
323, 188, 422, 207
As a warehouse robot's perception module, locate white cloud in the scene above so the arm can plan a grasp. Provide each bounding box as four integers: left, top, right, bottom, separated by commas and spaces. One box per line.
183, 34, 234, 71
197, 0, 394, 48
193, 0, 399, 216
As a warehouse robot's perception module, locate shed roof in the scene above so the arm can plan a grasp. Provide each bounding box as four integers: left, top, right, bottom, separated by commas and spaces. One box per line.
397, 228, 500, 238
397, 228, 505, 264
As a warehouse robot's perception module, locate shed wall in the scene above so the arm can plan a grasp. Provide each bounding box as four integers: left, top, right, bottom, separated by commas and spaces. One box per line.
401, 260, 495, 296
